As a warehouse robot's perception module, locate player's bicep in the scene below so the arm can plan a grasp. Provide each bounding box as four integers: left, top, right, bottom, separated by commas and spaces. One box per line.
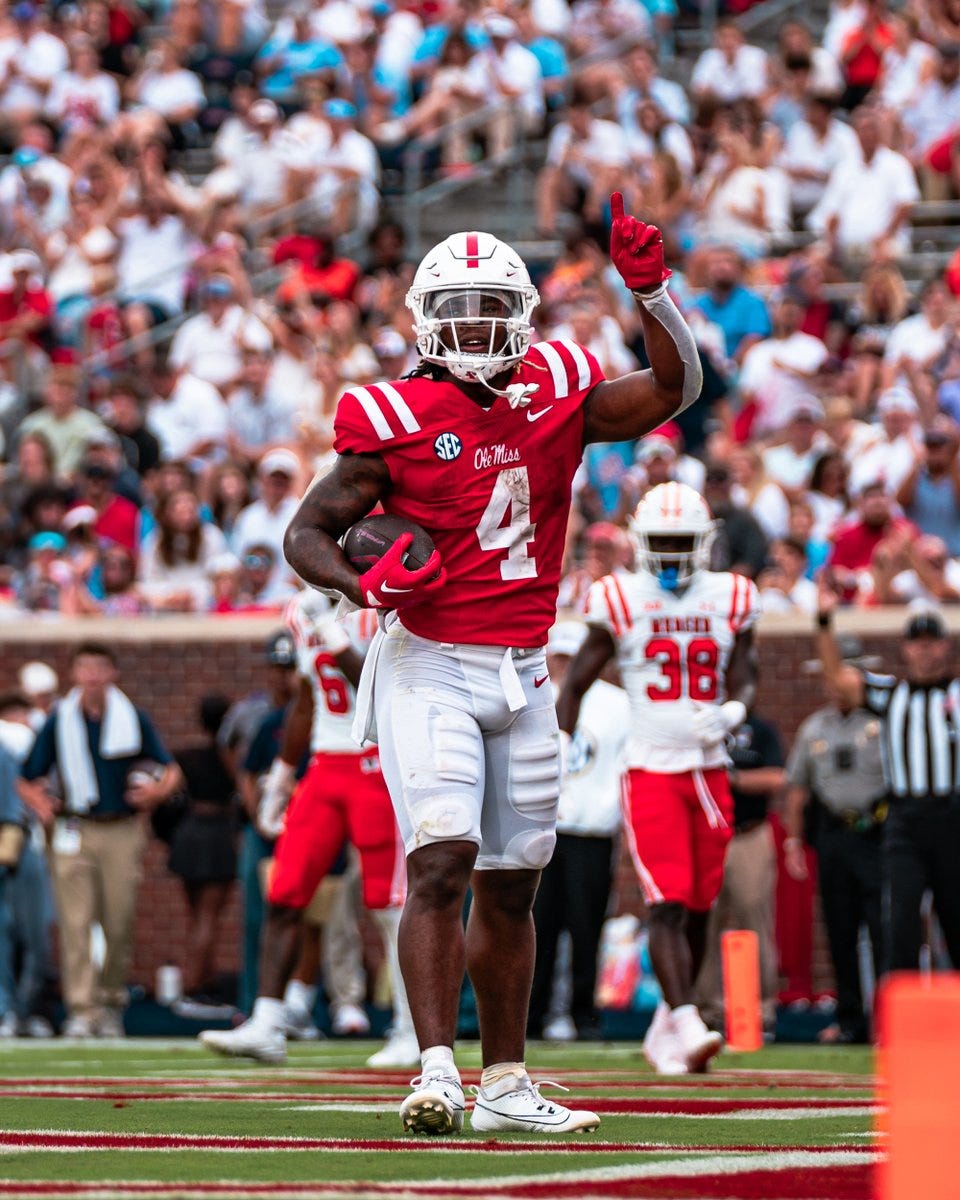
581, 371, 684, 444
292, 452, 391, 541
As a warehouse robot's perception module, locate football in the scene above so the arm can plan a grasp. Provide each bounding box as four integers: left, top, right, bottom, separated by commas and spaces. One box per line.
343, 513, 436, 575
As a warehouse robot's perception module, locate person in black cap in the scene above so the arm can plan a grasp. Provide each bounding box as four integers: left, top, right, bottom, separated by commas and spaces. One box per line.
817, 582, 960, 975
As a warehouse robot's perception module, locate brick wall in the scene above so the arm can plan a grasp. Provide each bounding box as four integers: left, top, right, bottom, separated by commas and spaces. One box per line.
0, 610, 923, 1000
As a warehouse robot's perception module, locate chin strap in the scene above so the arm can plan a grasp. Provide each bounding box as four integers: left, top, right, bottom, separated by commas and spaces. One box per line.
474, 374, 541, 409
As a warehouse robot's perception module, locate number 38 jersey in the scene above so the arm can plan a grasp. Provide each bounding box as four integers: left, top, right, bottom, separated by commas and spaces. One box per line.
285, 590, 380, 754
333, 340, 605, 648
585, 568, 759, 773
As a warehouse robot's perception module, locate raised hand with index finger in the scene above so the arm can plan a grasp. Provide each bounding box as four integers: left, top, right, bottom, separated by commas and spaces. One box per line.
609, 192, 671, 294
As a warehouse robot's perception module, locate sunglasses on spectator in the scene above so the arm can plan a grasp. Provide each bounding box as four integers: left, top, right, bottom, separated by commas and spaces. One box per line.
243, 554, 272, 569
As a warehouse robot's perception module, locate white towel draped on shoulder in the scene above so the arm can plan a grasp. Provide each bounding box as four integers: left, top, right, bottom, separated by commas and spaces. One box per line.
56, 686, 142, 814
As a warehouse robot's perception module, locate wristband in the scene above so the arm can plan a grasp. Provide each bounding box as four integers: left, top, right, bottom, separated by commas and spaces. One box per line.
817, 612, 831, 629
265, 757, 295, 792
632, 282, 669, 304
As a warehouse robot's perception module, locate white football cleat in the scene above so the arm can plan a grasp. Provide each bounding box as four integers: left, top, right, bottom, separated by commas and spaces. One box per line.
642, 1003, 688, 1075
470, 1072, 600, 1134
284, 1006, 322, 1041
673, 1004, 723, 1073
400, 1071, 465, 1135
366, 1029, 420, 1068
199, 1020, 286, 1064
331, 1002, 371, 1036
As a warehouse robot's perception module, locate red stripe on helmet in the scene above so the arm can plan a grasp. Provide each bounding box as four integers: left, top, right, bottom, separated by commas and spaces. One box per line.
465, 233, 479, 268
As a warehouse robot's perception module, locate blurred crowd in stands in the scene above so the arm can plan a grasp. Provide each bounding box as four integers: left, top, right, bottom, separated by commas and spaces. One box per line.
0, 0, 958, 618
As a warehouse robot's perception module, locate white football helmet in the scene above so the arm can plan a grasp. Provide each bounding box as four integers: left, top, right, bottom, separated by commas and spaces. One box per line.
406, 231, 540, 384
630, 482, 715, 590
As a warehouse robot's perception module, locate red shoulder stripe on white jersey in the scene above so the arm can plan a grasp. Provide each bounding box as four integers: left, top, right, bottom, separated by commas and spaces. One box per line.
609, 573, 633, 632
344, 386, 397, 441
373, 383, 421, 434
554, 338, 594, 393
527, 341, 569, 399
735, 579, 753, 633
602, 577, 625, 637
284, 594, 312, 647
728, 573, 744, 633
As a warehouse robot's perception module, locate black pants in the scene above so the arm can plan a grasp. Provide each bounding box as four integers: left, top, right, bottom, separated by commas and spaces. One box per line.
816, 821, 882, 1040
883, 796, 960, 972
528, 833, 613, 1037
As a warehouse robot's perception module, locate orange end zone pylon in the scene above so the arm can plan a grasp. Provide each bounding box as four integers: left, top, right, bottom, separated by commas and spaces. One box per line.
721, 930, 763, 1052
878, 972, 960, 1200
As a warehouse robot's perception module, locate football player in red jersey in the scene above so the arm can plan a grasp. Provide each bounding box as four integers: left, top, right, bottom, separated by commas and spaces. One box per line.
284, 195, 702, 1135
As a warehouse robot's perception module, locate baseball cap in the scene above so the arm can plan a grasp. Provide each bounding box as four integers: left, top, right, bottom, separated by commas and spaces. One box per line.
8, 248, 41, 274
788, 394, 825, 422
19, 660, 58, 697
62, 504, 98, 531
324, 98, 357, 120
373, 328, 408, 359
266, 630, 297, 666
202, 275, 234, 299
206, 551, 241, 577
259, 448, 299, 477
877, 386, 919, 416
484, 13, 517, 37
249, 98, 280, 124
12, 146, 40, 169
12, 3, 36, 20
635, 435, 677, 464
904, 606, 948, 640
28, 531, 67, 553
547, 620, 588, 658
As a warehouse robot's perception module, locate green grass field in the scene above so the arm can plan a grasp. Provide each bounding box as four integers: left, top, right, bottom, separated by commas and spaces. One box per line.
0, 1039, 878, 1199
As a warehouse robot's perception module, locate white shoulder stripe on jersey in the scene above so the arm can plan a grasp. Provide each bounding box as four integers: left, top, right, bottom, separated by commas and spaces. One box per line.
530, 341, 569, 399
556, 338, 593, 392
348, 386, 395, 440
377, 382, 421, 433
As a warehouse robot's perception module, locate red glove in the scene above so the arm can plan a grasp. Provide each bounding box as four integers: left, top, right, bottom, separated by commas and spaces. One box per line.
358, 533, 446, 609
609, 192, 671, 292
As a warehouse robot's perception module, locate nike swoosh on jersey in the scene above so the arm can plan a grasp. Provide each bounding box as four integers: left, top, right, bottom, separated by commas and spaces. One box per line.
534, 675, 549, 687
526, 407, 554, 422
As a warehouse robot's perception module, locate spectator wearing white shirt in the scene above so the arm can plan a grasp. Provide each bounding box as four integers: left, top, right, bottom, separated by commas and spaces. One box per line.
779, 94, 861, 216
873, 533, 960, 604
230, 450, 302, 604
168, 276, 272, 392
226, 349, 300, 470
130, 39, 205, 147
738, 293, 829, 438
0, 3, 68, 126
568, 0, 652, 59
693, 122, 790, 258
777, 20, 844, 96
807, 106, 919, 260
615, 43, 690, 129
877, 10, 937, 110
224, 97, 291, 217
115, 190, 195, 323
146, 359, 228, 470
466, 15, 544, 159
691, 21, 769, 104
762, 398, 831, 499
44, 36, 119, 133
880, 276, 952, 396
848, 386, 922, 497
138, 486, 229, 612
758, 537, 819, 613
900, 46, 960, 198
536, 87, 628, 237
294, 99, 380, 237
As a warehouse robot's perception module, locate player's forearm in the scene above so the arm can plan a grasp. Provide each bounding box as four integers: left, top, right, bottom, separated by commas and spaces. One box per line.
636, 291, 703, 417
280, 684, 314, 767
815, 615, 842, 685
783, 785, 807, 841
284, 524, 364, 606
730, 766, 785, 794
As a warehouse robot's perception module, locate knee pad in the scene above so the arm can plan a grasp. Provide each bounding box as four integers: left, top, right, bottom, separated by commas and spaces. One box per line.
492, 828, 557, 870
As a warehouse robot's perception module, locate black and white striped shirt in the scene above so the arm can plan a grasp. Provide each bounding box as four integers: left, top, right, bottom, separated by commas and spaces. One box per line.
863, 670, 960, 799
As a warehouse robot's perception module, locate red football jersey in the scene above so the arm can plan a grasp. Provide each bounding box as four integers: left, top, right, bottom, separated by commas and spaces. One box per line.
334, 338, 605, 647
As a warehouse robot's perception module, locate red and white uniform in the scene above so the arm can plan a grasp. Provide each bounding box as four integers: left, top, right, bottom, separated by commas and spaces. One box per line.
334, 339, 605, 648
268, 593, 404, 911
586, 568, 759, 910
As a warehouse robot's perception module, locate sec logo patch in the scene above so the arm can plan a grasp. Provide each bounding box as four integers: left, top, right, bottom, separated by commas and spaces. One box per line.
434, 432, 462, 460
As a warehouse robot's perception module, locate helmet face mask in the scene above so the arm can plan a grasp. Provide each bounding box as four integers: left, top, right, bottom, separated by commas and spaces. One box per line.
630, 483, 715, 591
407, 233, 539, 384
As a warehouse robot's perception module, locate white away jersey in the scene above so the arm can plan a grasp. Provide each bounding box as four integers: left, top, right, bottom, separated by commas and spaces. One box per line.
585, 569, 759, 773
285, 590, 379, 753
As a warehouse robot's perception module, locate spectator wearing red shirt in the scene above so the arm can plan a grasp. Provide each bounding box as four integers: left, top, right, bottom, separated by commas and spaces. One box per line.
273, 235, 361, 308
826, 480, 915, 601
839, 0, 894, 109
69, 443, 141, 555
0, 249, 52, 353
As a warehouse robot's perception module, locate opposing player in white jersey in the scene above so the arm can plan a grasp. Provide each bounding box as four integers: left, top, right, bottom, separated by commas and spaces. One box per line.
200, 589, 417, 1068
557, 482, 759, 1073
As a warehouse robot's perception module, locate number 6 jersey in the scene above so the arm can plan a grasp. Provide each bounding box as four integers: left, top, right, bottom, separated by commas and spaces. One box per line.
585, 568, 759, 773
333, 339, 604, 648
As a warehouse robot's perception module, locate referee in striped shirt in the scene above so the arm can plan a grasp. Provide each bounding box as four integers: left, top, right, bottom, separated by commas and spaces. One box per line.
817, 584, 960, 973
